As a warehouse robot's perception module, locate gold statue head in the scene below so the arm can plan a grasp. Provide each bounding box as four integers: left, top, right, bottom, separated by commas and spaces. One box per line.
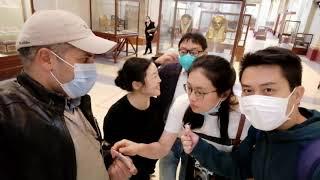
181, 14, 192, 26
212, 16, 226, 31
206, 15, 227, 43
180, 14, 193, 34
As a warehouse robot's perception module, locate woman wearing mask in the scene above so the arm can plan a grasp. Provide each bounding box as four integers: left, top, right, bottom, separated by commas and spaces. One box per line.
112, 55, 251, 180
103, 57, 163, 180
144, 16, 156, 55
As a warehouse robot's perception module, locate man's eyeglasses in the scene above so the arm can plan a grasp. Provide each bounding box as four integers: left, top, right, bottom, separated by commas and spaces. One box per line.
179, 49, 203, 56
183, 84, 216, 99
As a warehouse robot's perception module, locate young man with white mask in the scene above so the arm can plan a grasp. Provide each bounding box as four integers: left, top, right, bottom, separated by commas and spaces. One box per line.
181, 47, 320, 180
0, 10, 137, 180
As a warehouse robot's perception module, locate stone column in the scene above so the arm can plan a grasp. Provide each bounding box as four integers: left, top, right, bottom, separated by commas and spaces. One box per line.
138, 0, 147, 37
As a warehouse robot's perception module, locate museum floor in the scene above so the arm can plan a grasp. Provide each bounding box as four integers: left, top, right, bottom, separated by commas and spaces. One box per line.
87, 30, 320, 179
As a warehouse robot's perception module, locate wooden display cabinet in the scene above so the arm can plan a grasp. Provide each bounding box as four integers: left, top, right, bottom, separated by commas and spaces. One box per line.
90, 0, 140, 63
0, 54, 22, 80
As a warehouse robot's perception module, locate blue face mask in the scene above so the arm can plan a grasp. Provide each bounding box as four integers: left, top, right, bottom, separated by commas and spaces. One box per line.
179, 54, 196, 71
200, 99, 222, 116
50, 51, 97, 99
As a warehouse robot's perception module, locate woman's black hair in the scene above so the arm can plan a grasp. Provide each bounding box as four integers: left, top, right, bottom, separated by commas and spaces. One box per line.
115, 57, 152, 91
188, 55, 237, 143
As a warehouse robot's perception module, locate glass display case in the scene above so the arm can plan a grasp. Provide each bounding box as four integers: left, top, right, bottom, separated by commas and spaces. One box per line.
90, 0, 140, 62
0, 0, 25, 55
282, 20, 300, 36
235, 14, 251, 61
292, 33, 313, 55
0, 0, 27, 80
156, 0, 245, 62
279, 20, 300, 44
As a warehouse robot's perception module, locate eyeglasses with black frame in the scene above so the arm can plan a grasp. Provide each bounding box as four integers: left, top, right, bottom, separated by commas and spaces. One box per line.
183, 84, 217, 99
179, 49, 203, 56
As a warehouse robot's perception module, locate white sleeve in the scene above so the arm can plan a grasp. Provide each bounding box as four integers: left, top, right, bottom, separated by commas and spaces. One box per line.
164, 94, 189, 134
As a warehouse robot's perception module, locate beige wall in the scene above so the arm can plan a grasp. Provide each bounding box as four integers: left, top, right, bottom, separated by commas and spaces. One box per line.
33, 0, 91, 26
0, 0, 24, 29
307, 7, 320, 47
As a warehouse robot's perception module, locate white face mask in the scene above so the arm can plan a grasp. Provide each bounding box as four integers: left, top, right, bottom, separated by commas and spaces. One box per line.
239, 89, 296, 131
50, 51, 97, 99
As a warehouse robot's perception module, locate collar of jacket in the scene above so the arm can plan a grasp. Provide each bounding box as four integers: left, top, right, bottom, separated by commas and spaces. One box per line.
16, 72, 103, 142
17, 72, 68, 115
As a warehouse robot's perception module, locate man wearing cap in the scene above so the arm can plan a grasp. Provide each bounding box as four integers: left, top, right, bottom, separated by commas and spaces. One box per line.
0, 10, 136, 180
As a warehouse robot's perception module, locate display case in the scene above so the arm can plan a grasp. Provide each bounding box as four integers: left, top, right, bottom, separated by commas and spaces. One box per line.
0, 0, 27, 80
156, 0, 245, 63
279, 20, 300, 44
90, 0, 140, 62
292, 33, 313, 55
254, 26, 267, 40
235, 14, 251, 61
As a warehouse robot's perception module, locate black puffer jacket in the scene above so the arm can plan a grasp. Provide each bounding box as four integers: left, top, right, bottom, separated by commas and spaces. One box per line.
0, 72, 104, 180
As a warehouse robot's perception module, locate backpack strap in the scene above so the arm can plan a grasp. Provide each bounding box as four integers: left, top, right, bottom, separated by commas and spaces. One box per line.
233, 114, 246, 146
297, 139, 320, 180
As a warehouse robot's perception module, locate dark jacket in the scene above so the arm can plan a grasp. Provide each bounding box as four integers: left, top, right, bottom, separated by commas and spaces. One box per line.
145, 21, 155, 41
0, 73, 104, 180
158, 63, 182, 122
191, 108, 320, 180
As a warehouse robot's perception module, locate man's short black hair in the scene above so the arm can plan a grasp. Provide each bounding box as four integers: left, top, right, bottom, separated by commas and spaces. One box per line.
239, 47, 302, 91
178, 32, 208, 50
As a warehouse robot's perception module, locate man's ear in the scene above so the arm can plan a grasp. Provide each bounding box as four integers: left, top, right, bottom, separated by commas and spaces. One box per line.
36, 48, 54, 71
132, 81, 143, 91
293, 86, 305, 104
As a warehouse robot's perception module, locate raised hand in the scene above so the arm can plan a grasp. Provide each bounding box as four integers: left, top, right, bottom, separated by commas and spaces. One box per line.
112, 139, 141, 156
154, 52, 179, 65
181, 124, 199, 154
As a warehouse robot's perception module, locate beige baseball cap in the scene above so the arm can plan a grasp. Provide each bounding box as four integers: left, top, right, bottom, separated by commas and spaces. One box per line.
16, 10, 116, 54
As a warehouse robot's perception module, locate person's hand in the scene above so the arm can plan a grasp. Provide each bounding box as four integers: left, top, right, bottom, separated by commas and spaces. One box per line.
154, 52, 179, 65
181, 124, 199, 154
108, 149, 138, 180
112, 139, 141, 156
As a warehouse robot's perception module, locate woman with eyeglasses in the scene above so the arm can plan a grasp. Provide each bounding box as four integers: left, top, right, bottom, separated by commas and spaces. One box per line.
112, 55, 251, 180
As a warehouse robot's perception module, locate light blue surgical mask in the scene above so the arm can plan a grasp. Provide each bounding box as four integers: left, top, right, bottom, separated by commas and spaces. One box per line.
200, 99, 222, 116
50, 51, 97, 99
178, 54, 196, 71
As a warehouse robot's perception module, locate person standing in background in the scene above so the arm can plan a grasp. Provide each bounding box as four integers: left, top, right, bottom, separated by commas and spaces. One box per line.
144, 16, 156, 55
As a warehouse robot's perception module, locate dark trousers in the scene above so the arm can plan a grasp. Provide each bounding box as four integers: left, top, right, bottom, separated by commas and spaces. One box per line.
145, 35, 153, 53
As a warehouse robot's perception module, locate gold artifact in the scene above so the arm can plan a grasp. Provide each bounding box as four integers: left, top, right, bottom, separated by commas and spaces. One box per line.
99, 15, 109, 31
180, 14, 192, 35
206, 15, 227, 43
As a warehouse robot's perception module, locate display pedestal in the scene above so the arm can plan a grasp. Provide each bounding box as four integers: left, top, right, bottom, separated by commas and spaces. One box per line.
94, 31, 138, 63
292, 47, 308, 55
307, 47, 320, 63
235, 46, 244, 61
0, 54, 22, 80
